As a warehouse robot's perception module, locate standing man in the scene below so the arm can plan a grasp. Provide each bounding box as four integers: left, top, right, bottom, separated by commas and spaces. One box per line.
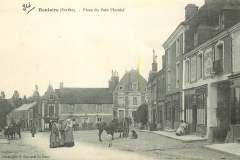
31, 124, 36, 137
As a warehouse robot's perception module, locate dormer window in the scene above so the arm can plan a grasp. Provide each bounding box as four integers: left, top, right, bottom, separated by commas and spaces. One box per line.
49, 95, 53, 100
132, 83, 137, 90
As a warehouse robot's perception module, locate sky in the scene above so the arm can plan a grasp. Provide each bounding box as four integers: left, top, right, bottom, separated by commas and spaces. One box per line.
0, 0, 205, 99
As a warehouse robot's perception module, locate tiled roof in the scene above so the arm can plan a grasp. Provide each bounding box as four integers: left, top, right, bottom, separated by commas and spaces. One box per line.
60, 88, 113, 104
15, 102, 37, 111
114, 69, 147, 92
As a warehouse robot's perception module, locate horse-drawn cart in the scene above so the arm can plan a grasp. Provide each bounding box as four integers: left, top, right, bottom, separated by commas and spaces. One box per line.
115, 117, 131, 138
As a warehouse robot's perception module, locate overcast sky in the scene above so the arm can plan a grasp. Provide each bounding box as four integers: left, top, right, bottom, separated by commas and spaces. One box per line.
0, 0, 205, 99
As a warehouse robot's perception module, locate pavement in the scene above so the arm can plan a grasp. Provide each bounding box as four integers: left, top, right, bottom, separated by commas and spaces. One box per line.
140, 130, 207, 143
141, 129, 240, 158
204, 143, 240, 157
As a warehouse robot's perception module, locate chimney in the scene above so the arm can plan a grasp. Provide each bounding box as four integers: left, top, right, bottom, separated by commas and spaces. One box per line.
152, 49, 158, 72
185, 4, 198, 20
60, 82, 63, 89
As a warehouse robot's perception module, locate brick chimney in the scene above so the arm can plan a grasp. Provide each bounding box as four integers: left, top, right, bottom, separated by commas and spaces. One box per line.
185, 4, 198, 20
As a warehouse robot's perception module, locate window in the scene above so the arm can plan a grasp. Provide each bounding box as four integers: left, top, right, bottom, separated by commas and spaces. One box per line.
185, 60, 190, 83
49, 105, 54, 116
198, 53, 203, 79
176, 62, 180, 88
168, 69, 171, 91
49, 95, 53, 100
118, 97, 124, 105
69, 104, 75, 112
168, 48, 171, 64
176, 38, 180, 57
119, 86, 123, 90
96, 117, 103, 123
133, 84, 137, 90
133, 97, 137, 105
82, 117, 89, 124
96, 104, 102, 113
214, 41, 224, 75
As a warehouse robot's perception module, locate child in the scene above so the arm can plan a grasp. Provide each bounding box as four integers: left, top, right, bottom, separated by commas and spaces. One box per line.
131, 130, 138, 139
107, 133, 112, 147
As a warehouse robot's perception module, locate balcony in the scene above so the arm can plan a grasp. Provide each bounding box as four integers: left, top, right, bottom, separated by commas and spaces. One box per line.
213, 59, 223, 75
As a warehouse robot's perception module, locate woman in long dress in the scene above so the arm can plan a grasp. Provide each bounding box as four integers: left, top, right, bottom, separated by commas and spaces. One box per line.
64, 119, 74, 147
176, 120, 187, 136
59, 120, 66, 147
50, 121, 59, 148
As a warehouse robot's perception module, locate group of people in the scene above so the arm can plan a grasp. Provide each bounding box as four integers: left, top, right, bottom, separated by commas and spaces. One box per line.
50, 119, 74, 148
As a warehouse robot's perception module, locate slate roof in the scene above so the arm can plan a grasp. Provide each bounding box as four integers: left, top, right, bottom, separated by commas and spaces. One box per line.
59, 88, 113, 104
40, 85, 60, 101
15, 102, 37, 111
114, 69, 147, 92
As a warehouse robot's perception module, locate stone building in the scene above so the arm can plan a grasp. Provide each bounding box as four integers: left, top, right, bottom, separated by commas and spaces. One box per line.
38, 83, 113, 131
147, 50, 166, 130
109, 70, 148, 120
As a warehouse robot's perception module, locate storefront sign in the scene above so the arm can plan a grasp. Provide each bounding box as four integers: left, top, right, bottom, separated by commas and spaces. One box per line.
191, 56, 197, 82
204, 48, 213, 78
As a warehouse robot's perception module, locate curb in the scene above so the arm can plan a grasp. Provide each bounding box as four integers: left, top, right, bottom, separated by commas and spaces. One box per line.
142, 130, 207, 143
203, 145, 240, 158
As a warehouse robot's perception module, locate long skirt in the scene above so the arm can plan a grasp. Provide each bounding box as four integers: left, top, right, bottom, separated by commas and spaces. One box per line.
65, 142, 74, 147
50, 142, 59, 148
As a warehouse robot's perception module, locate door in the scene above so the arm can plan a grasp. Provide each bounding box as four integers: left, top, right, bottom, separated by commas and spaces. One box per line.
119, 110, 124, 120
192, 104, 197, 133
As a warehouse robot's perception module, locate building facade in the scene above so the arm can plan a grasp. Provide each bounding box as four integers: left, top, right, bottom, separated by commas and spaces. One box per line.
109, 70, 148, 120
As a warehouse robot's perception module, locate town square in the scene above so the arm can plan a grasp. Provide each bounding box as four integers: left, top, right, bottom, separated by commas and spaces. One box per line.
1, 0, 240, 159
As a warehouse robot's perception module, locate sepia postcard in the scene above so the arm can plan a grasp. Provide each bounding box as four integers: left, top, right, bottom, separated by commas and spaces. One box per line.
1, 0, 240, 159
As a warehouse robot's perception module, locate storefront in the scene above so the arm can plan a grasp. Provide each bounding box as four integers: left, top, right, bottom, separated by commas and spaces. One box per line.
165, 93, 181, 130
184, 85, 207, 136
228, 74, 240, 142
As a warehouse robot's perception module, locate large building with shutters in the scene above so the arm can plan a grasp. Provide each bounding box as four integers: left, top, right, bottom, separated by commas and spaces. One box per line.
109, 70, 148, 120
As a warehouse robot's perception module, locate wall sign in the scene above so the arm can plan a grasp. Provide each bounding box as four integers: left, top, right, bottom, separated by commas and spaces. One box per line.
204, 48, 213, 78
191, 56, 197, 82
